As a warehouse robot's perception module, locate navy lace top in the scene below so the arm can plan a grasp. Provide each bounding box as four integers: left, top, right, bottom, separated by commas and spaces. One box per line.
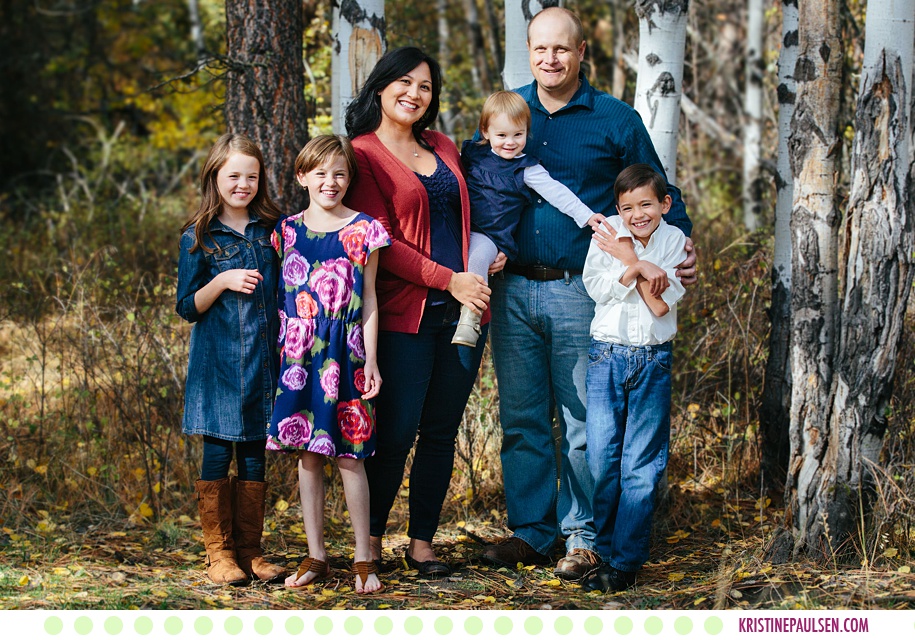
415, 152, 463, 305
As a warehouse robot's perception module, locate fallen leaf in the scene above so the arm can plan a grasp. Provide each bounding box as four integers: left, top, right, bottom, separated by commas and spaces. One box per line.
668, 572, 685, 582
884, 548, 898, 558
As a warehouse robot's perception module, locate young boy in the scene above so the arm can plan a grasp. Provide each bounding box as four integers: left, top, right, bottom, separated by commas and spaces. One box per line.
580, 164, 687, 592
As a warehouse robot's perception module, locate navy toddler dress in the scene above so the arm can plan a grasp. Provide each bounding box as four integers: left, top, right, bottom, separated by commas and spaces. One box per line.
461, 140, 539, 261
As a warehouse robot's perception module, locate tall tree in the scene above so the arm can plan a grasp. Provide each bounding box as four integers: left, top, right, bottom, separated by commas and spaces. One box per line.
760, 0, 799, 488
823, 0, 915, 554
225, 0, 307, 212
633, 0, 690, 180
332, 0, 385, 133
463, 0, 493, 93
742, 0, 764, 231
502, 0, 559, 90
783, 0, 843, 559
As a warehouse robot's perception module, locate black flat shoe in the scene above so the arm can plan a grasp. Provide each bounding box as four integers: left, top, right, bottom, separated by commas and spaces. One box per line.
404, 550, 452, 577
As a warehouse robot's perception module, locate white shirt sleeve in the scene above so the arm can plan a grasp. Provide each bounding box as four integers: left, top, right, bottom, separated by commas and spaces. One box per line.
523, 164, 597, 228
583, 241, 635, 305
656, 228, 688, 310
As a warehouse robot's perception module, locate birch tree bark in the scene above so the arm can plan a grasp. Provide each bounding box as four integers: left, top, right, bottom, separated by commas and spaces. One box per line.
760, 0, 798, 488
824, 0, 915, 552
187, 0, 206, 61
742, 0, 764, 231
332, 0, 385, 134
502, 0, 559, 90
463, 0, 493, 93
784, 0, 843, 559
225, 0, 307, 212
633, 0, 689, 181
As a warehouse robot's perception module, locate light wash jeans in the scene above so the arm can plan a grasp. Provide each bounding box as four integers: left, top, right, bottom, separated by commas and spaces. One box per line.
490, 272, 597, 556
585, 339, 672, 572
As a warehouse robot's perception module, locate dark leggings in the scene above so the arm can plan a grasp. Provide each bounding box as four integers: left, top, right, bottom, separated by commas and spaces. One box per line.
200, 435, 267, 482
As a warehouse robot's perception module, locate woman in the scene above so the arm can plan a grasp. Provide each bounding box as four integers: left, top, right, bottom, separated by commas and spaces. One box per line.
344, 46, 499, 577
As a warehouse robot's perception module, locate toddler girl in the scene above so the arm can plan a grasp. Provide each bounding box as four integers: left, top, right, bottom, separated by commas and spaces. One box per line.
267, 135, 390, 595
455, 90, 605, 346
177, 133, 286, 585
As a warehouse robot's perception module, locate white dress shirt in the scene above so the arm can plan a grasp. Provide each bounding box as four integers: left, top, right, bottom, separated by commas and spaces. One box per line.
582, 217, 687, 346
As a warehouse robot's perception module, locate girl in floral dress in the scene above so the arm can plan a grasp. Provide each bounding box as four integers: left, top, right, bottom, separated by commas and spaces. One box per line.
267, 135, 390, 594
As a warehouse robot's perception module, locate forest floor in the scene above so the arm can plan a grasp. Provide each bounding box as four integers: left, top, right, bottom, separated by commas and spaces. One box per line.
2, 480, 914, 611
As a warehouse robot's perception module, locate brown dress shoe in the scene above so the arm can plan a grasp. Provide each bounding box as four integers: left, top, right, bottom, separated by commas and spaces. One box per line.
553, 548, 601, 581
481, 537, 551, 568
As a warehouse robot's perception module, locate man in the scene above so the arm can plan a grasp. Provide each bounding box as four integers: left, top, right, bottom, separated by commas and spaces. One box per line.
481, 7, 696, 582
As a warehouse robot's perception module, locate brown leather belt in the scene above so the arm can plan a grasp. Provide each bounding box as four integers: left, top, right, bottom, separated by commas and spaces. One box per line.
504, 264, 582, 281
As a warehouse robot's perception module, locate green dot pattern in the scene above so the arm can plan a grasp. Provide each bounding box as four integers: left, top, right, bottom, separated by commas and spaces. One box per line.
104, 616, 123, 635
27, 611, 747, 638
675, 615, 693, 635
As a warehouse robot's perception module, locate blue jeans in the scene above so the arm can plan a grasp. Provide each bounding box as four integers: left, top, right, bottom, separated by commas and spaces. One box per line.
586, 339, 672, 572
490, 272, 597, 556
366, 302, 488, 542
200, 436, 266, 482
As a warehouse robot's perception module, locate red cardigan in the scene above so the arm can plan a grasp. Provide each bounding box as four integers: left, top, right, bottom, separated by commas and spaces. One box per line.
346, 130, 490, 333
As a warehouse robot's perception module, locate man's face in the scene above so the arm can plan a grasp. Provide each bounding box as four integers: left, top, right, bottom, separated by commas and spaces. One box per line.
527, 13, 585, 96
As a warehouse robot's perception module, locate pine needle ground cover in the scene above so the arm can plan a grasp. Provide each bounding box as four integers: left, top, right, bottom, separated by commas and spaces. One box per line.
2, 136, 915, 611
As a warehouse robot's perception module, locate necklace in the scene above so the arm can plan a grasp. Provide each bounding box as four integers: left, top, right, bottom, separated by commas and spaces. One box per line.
412, 143, 419, 158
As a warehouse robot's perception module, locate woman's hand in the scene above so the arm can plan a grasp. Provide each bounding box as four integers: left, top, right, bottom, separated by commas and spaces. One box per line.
447, 272, 491, 312
219, 269, 263, 294
676, 237, 698, 286
488, 252, 507, 275
361, 360, 382, 400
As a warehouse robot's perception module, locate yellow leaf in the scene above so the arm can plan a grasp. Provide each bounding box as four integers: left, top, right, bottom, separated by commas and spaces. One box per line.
87, 467, 98, 477
713, 258, 721, 270
668, 572, 685, 582
152, 590, 168, 598
321, 589, 336, 596
53, 568, 71, 576
153, 482, 161, 494
483, 596, 496, 603
133, 468, 145, 480
490, 509, 501, 519
711, 519, 721, 527
898, 566, 911, 574
18, 575, 29, 586
456, 521, 466, 529
378, 603, 392, 609
666, 536, 680, 544
138, 503, 154, 518
884, 548, 898, 558
687, 403, 700, 413
545, 579, 561, 587
694, 596, 706, 605
109, 531, 127, 537
34, 465, 48, 475
274, 499, 289, 513
505, 578, 517, 587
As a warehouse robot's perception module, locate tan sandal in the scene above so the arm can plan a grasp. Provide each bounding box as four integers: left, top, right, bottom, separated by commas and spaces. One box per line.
286, 557, 333, 590
353, 560, 385, 595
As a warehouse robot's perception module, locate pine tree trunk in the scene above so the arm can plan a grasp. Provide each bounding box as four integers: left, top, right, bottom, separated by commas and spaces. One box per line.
502, 0, 559, 90
825, 0, 915, 554
785, 0, 843, 559
225, 0, 307, 212
742, 0, 764, 231
760, 0, 798, 490
332, 0, 385, 134
633, 0, 689, 181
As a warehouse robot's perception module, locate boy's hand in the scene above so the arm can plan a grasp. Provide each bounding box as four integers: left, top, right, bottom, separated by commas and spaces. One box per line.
220, 269, 263, 294
676, 238, 698, 285
594, 220, 637, 266
637, 261, 669, 297
585, 213, 606, 232
361, 361, 382, 400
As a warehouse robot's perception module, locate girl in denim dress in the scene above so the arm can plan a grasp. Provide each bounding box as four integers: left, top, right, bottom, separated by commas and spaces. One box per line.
268, 135, 389, 595
176, 133, 285, 586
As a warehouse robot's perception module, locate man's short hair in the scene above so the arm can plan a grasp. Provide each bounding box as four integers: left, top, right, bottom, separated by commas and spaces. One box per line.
614, 164, 669, 204
527, 7, 584, 46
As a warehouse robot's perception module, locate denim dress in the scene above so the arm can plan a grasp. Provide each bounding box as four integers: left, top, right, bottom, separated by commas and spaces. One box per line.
176, 217, 280, 442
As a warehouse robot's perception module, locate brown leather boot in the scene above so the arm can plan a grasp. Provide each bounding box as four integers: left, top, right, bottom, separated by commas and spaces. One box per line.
232, 479, 286, 582
195, 478, 248, 585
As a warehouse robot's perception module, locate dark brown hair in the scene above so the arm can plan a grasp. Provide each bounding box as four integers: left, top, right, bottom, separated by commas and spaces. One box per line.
614, 164, 669, 204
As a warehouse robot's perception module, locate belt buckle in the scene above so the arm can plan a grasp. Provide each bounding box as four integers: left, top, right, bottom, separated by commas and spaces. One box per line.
531, 265, 549, 279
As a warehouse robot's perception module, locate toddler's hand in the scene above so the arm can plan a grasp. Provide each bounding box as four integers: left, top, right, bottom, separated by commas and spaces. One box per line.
637, 261, 669, 298
220, 269, 263, 294
361, 362, 383, 400
488, 252, 507, 275
585, 213, 606, 232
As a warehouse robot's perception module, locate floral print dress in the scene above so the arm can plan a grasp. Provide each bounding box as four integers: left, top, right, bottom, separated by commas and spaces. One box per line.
267, 212, 390, 458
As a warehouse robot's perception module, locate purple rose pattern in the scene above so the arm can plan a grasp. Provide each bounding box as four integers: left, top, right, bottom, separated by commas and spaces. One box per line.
283, 250, 310, 288
281, 364, 308, 391
277, 413, 312, 448
308, 433, 336, 457
308, 257, 354, 315
284, 318, 315, 361
319, 360, 340, 400
283, 223, 297, 251
365, 219, 391, 252
347, 324, 365, 360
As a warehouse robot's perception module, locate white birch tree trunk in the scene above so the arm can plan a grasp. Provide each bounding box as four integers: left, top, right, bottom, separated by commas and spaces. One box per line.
502, 0, 559, 90
784, 0, 843, 559
760, 0, 798, 489
332, 0, 385, 133
633, 0, 689, 181
824, 0, 915, 552
742, 0, 765, 231
186, 0, 206, 61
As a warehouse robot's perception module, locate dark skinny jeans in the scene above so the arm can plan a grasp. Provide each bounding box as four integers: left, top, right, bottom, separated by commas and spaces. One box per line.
200, 435, 266, 482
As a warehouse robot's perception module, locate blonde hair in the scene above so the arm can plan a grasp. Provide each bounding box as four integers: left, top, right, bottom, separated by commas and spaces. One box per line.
294, 134, 358, 181
183, 133, 282, 253
478, 91, 531, 143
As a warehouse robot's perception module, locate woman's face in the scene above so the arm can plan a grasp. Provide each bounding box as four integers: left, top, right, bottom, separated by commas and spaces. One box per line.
378, 62, 433, 130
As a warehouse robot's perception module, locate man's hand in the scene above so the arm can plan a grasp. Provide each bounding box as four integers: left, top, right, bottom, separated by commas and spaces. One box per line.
488, 251, 507, 275
594, 219, 637, 266
676, 237, 697, 286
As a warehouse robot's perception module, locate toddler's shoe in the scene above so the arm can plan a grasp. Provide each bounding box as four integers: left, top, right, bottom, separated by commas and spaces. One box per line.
451, 305, 482, 347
